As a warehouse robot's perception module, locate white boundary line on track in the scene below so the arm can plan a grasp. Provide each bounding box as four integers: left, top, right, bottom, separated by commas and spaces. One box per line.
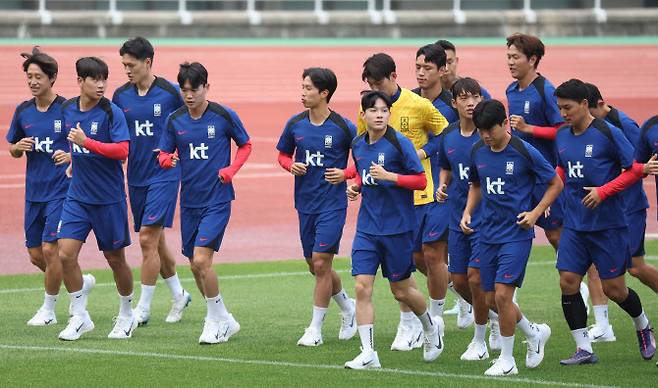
0, 344, 619, 388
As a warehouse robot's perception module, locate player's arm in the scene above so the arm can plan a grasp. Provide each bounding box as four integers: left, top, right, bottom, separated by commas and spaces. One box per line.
583, 155, 658, 208
156, 115, 179, 169
425, 100, 448, 137
518, 174, 563, 229
68, 122, 128, 160
9, 137, 35, 158
6, 110, 33, 158
347, 170, 362, 201
368, 161, 426, 190
419, 133, 440, 160
436, 169, 452, 202
509, 115, 562, 140
219, 110, 253, 183
460, 182, 481, 235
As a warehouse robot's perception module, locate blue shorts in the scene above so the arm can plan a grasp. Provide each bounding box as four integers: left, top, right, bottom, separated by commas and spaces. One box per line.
479, 239, 532, 292
58, 199, 131, 251
24, 199, 65, 248
413, 202, 448, 252
535, 189, 563, 231
351, 230, 415, 282
448, 229, 482, 274
627, 209, 646, 258
129, 181, 179, 232
298, 209, 346, 259
180, 202, 231, 260
557, 227, 631, 280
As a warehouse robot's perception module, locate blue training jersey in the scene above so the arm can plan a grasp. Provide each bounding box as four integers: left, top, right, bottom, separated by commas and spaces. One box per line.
556, 118, 635, 232
352, 127, 424, 235
276, 110, 356, 214
437, 121, 481, 232
158, 101, 250, 208
506, 75, 563, 166
112, 76, 183, 187
6, 96, 69, 202
469, 136, 556, 242
62, 97, 130, 205
636, 115, 658, 215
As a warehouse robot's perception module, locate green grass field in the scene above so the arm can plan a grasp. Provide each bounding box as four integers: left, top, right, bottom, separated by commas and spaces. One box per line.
1, 243, 657, 387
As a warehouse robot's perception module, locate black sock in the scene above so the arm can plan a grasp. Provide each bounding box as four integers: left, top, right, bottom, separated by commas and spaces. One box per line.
616, 287, 643, 318
562, 293, 587, 330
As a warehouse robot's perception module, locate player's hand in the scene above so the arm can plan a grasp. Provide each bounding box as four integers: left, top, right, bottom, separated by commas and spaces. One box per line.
290, 162, 307, 176
582, 186, 602, 209
544, 206, 551, 218
324, 167, 345, 184
369, 162, 394, 182
67, 122, 87, 146
65, 163, 73, 178
346, 184, 361, 201
509, 115, 531, 134
516, 210, 540, 229
460, 213, 474, 235
436, 183, 448, 202
170, 154, 179, 168
52, 150, 71, 165
12, 137, 35, 153
642, 154, 658, 175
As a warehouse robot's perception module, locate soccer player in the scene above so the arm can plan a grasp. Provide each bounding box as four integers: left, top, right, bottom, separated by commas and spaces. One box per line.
6, 47, 94, 326
112, 37, 191, 326
344, 91, 442, 369
463, 99, 560, 376
158, 62, 252, 344
436, 77, 501, 360
413, 44, 457, 123
434, 39, 492, 101
276, 67, 357, 346
57, 57, 135, 341
554, 79, 656, 365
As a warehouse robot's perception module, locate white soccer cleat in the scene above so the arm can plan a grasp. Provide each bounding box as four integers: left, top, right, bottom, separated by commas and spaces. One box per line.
525, 323, 551, 368
297, 327, 323, 347
82, 273, 95, 307
444, 300, 459, 315
199, 314, 240, 344
27, 307, 57, 326
344, 348, 381, 370
457, 299, 474, 329
338, 299, 357, 340
134, 306, 150, 327
58, 312, 94, 341
489, 319, 501, 351
423, 316, 444, 362
165, 290, 192, 323
390, 318, 423, 351
484, 356, 518, 376
461, 341, 490, 361
588, 324, 616, 342
108, 314, 138, 339
579, 282, 590, 316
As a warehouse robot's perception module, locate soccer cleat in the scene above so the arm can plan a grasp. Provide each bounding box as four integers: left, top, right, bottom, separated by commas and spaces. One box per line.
489, 319, 501, 351
525, 323, 551, 368
27, 307, 57, 326
484, 357, 518, 376
423, 316, 444, 362
338, 299, 357, 340
165, 290, 192, 323
108, 314, 138, 339
344, 348, 381, 370
579, 282, 590, 316
444, 299, 459, 315
390, 318, 423, 351
457, 299, 474, 329
199, 314, 240, 344
134, 306, 150, 326
82, 273, 96, 308
636, 325, 656, 360
588, 324, 616, 343
560, 348, 599, 365
297, 327, 323, 347
461, 341, 489, 361
58, 312, 94, 341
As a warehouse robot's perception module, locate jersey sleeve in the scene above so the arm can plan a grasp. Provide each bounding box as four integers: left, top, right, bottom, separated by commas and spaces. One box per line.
400, 135, 424, 175
619, 115, 641, 149
346, 119, 357, 149
158, 114, 177, 153
610, 126, 635, 169
468, 155, 479, 183
424, 99, 448, 136
5, 107, 24, 143
437, 134, 451, 170
543, 83, 563, 126
109, 104, 131, 142
528, 144, 557, 184
226, 108, 250, 147
635, 124, 652, 163
276, 119, 296, 155
480, 86, 492, 101
356, 107, 366, 135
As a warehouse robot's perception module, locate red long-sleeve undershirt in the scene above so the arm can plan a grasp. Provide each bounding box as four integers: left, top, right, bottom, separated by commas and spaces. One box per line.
344, 164, 357, 180
218, 141, 253, 183
158, 150, 178, 169
277, 151, 293, 171
397, 172, 427, 190
529, 124, 563, 140
82, 139, 129, 160
556, 163, 645, 201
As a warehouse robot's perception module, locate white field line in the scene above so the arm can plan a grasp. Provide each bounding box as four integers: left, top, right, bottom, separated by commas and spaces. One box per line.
0, 344, 619, 388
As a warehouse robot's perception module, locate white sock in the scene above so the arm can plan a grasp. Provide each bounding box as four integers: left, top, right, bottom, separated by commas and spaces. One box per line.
447, 281, 458, 296
592, 304, 609, 328
429, 298, 445, 317
206, 294, 230, 320
417, 309, 435, 333
488, 310, 499, 321
474, 323, 487, 343
137, 284, 155, 311
571, 328, 593, 353
119, 293, 133, 318
358, 324, 374, 351
43, 292, 57, 312
500, 335, 515, 361
164, 273, 184, 298
632, 311, 650, 331
401, 311, 416, 323
69, 289, 85, 316
310, 306, 327, 330
516, 315, 535, 338
332, 289, 352, 312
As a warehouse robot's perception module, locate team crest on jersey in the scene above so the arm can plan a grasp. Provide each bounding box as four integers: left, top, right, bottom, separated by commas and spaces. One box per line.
324, 135, 333, 148
506, 161, 515, 175
400, 117, 409, 130
53, 120, 62, 133
207, 125, 215, 139
90, 121, 99, 135
585, 145, 593, 158
377, 152, 385, 165
153, 104, 162, 117
524, 101, 530, 114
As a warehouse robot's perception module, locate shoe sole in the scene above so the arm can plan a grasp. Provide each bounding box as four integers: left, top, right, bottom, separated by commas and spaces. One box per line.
59, 322, 95, 341
27, 320, 57, 327
560, 355, 599, 365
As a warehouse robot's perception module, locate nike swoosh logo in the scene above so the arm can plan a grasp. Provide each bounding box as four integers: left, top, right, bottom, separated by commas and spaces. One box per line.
356, 157, 364, 161
503, 366, 514, 375
361, 359, 373, 366
123, 322, 134, 336
177, 131, 187, 135
200, 237, 208, 242
295, 136, 304, 141
76, 323, 84, 332
559, 148, 566, 153
477, 164, 486, 168
319, 243, 329, 247
147, 215, 157, 221
438, 334, 443, 349
75, 295, 82, 299
45, 319, 53, 324
123, 108, 130, 112
314, 339, 320, 345
428, 231, 439, 237
217, 326, 229, 339
478, 352, 486, 359
113, 240, 121, 245
593, 332, 605, 339
447, 148, 455, 154
504, 274, 513, 279
24, 124, 33, 129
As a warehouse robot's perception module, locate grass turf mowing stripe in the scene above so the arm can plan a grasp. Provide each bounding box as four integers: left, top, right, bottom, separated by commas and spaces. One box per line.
0, 344, 620, 388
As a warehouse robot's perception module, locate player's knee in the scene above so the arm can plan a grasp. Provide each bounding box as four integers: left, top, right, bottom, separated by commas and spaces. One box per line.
311, 258, 330, 276
390, 285, 409, 302
602, 282, 627, 302
138, 231, 158, 252
467, 270, 481, 289
628, 266, 641, 279
28, 250, 44, 266
354, 281, 372, 300
559, 274, 580, 294
41, 244, 58, 262
485, 293, 496, 310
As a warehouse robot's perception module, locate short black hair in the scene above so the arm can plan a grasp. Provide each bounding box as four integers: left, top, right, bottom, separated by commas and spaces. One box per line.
361, 90, 392, 111
119, 37, 155, 62
178, 62, 208, 89
435, 39, 456, 53
302, 67, 338, 103
21, 47, 58, 84
362, 53, 396, 82
76, 57, 108, 80
584, 82, 604, 109
451, 77, 481, 98
473, 99, 507, 130
555, 79, 589, 104
506, 33, 545, 69
416, 44, 447, 69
